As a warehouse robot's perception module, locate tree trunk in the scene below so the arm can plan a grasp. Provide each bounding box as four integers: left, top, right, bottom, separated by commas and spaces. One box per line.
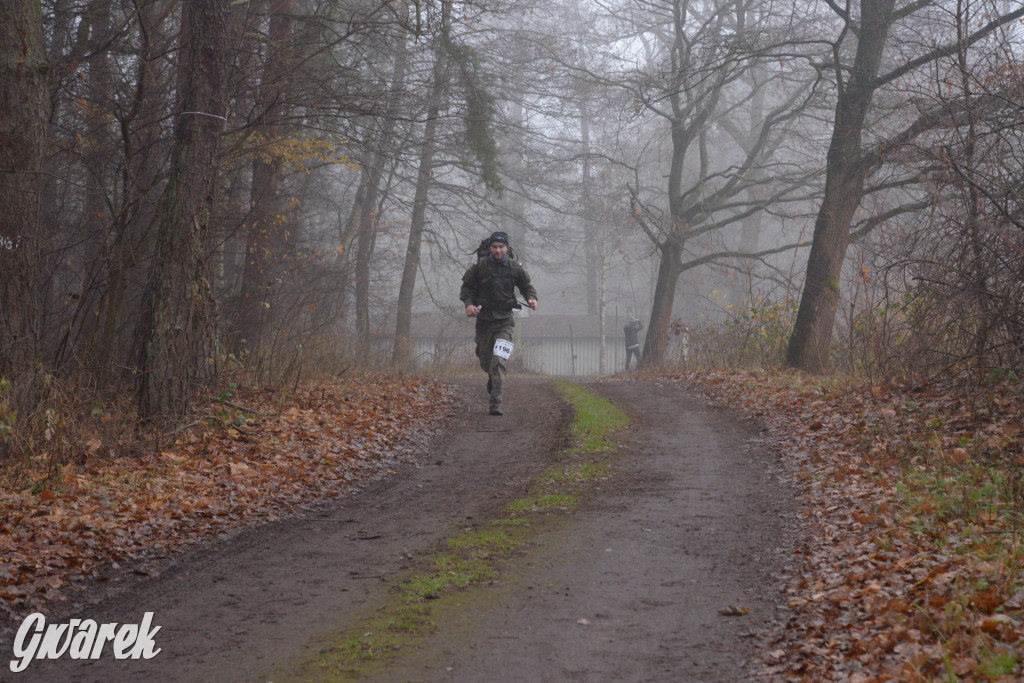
393, 15, 442, 369
353, 38, 410, 367
234, 0, 293, 356
640, 44, 693, 371
598, 242, 607, 373
641, 240, 684, 368
335, 171, 367, 324
784, 176, 864, 373
353, 160, 384, 367
580, 96, 599, 316
136, 0, 232, 416
729, 64, 766, 307
785, 0, 895, 373
638, 1, 699, 371
63, 0, 116, 369
0, 0, 49, 375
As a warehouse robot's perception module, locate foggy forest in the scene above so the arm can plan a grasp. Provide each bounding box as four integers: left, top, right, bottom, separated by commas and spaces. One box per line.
2, 0, 1024, 418
4, 0, 1024, 678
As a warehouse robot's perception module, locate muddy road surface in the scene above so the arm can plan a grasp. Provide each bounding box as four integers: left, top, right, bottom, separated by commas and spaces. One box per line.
11, 377, 795, 682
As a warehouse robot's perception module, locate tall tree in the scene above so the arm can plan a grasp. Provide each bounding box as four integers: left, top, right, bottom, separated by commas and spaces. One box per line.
392, 9, 444, 370
391, 0, 504, 368
351, 110, 402, 366
135, 0, 234, 416
234, 0, 295, 357
0, 0, 49, 375
785, 0, 1024, 373
91, 0, 174, 379
624, 0, 821, 367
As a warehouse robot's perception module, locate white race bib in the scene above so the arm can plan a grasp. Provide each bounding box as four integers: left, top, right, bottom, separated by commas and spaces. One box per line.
493, 339, 514, 360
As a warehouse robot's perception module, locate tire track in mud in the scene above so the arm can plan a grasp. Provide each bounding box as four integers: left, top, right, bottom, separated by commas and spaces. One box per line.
12, 379, 570, 683
339, 378, 798, 682
10, 377, 795, 683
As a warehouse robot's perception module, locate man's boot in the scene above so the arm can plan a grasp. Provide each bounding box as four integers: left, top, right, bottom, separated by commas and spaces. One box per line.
489, 401, 502, 416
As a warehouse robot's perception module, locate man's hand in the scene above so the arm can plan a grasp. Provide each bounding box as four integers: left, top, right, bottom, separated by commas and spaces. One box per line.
466, 304, 482, 317
527, 299, 538, 310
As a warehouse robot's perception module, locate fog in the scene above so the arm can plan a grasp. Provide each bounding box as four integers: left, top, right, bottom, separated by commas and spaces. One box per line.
367, 0, 829, 372
4, 0, 1024, 409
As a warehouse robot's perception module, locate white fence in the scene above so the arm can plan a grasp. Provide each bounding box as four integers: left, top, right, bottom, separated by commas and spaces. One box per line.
522, 336, 628, 376
413, 335, 630, 376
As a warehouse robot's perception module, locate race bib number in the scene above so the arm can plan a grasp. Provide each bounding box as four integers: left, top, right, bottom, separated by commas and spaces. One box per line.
493, 339, 514, 360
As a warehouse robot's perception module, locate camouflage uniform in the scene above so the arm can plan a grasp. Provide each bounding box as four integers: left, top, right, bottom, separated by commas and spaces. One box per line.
460, 255, 537, 412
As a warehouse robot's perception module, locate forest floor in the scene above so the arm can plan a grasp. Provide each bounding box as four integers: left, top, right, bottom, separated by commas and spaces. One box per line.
2, 370, 1024, 681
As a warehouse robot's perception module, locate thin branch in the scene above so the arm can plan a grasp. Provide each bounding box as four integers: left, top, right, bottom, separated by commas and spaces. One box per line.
677, 240, 810, 273
876, 4, 1024, 88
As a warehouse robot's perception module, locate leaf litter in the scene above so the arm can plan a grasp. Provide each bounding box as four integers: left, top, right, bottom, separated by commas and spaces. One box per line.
5, 368, 1024, 680
0, 375, 456, 628
679, 369, 1024, 681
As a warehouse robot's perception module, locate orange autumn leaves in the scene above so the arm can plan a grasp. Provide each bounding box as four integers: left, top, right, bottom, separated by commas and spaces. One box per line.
1, 375, 455, 623
681, 370, 1024, 681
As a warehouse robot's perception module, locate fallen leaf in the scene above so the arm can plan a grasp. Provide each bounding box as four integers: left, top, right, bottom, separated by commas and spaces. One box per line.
1003, 590, 1024, 610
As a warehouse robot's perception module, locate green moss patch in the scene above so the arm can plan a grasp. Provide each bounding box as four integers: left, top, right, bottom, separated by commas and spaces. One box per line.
276, 381, 629, 681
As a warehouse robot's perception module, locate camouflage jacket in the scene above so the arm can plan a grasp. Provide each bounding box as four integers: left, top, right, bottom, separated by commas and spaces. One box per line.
460, 257, 537, 321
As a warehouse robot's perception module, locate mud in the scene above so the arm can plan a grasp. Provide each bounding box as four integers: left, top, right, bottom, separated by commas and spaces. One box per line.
7, 377, 796, 682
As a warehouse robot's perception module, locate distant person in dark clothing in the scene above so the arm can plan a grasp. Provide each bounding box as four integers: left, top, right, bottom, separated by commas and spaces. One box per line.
624, 317, 643, 370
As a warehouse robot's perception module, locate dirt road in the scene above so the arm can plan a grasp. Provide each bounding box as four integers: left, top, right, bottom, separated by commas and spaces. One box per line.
10, 377, 795, 682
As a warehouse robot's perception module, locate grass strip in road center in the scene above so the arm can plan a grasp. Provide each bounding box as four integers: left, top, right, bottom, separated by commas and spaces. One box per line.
276, 381, 629, 681
551, 379, 630, 454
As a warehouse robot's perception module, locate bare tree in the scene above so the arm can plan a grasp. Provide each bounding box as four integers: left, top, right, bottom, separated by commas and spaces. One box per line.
617, 0, 823, 367
392, 0, 504, 368
884, 2, 1024, 376
785, 0, 1024, 373
67, 1, 175, 381
393, 5, 446, 370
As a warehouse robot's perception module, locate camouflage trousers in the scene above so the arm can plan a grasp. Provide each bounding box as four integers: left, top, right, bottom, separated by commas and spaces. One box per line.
475, 317, 515, 407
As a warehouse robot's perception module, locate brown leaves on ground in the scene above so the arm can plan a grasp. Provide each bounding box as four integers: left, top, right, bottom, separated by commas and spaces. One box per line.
679, 369, 1024, 682
0, 375, 456, 626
